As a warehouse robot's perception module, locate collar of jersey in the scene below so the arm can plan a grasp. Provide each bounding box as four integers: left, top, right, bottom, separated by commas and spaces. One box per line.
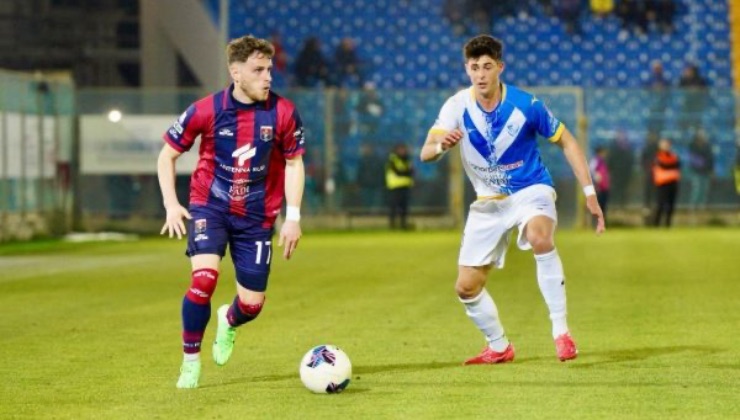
470, 83, 507, 115
225, 83, 266, 110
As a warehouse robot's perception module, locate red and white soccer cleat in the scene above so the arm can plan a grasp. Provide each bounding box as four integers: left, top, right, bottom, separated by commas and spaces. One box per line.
463, 344, 515, 365
554, 333, 578, 362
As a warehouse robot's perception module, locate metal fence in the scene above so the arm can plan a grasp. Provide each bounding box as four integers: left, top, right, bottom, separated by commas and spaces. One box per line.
1, 80, 738, 241
0, 70, 75, 241
72, 86, 587, 233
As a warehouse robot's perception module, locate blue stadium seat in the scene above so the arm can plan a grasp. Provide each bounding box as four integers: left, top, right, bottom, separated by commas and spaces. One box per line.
202, 0, 735, 173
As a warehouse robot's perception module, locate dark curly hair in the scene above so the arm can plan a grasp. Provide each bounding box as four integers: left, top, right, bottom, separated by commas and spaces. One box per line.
463, 35, 503, 61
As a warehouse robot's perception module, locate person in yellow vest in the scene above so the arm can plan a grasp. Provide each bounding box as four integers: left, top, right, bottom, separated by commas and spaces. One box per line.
590, 0, 614, 17
652, 138, 681, 227
386, 143, 415, 229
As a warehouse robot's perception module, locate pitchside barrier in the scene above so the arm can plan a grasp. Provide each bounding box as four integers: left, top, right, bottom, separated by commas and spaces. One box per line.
1, 82, 737, 241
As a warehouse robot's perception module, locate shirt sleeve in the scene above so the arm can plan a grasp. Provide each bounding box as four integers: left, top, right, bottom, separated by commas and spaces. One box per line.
279, 106, 306, 159
163, 104, 206, 153
429, 95, 460, 135
530, 97, 565, 142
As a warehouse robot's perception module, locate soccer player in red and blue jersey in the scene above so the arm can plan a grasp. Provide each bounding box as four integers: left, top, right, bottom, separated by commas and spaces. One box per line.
157, 35, 306, 389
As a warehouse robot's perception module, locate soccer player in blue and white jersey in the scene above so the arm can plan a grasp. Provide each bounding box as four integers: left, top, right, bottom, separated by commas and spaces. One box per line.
157, 35, 306, 388
420, 35, 605, 364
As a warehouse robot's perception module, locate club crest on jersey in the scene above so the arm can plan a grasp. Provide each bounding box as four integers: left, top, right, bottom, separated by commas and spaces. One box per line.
260, 126, 273, 142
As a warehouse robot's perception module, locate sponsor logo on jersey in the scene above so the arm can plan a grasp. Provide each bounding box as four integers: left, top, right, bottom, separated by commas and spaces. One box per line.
506, 123, 520, 137
232, 144, 257, 166
294, 127, 305, 144
228, 184, 249, 201
260, 126, 273, 142
218, 128, 234, 137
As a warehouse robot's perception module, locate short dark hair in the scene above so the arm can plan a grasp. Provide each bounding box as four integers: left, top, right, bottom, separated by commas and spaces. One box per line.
226, 35, 274, 65
463, 35, 503, 61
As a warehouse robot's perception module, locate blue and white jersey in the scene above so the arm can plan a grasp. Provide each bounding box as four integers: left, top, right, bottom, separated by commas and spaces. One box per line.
430, 84, 564, 197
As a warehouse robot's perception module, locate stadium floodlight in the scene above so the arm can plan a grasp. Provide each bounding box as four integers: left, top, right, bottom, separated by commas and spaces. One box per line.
107, 109, 122, 123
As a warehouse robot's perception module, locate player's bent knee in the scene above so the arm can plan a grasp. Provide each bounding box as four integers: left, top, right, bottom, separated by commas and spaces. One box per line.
455, 266, 488, 298
186, 268, 219, 305
236, 297, 264, 320
456, 282, 484, 300
528, 235, 554, 253
455, 274, 485, 299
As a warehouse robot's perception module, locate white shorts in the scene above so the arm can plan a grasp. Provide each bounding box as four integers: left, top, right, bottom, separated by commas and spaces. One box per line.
458, 184, 558, 268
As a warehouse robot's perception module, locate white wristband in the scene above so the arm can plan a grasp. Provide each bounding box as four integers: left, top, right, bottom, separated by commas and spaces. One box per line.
286, 206, 301, 222
583, 185, 596, 197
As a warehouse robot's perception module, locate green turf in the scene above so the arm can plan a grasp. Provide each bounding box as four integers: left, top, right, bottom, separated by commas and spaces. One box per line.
1, 229, 739, 419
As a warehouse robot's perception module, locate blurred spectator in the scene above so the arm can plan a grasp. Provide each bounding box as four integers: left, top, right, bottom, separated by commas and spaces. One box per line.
652, 138, 681, 227
294, 37, 330, 87
589, 146, 610, 224
679, 63, 709, 136
443, 0, 467, 36
616, 0, 647, 36
646, 0, 676, 33
590, 0, 614, 18
303, 149, 325, 214
334, 37, 363, 88
356, 82, 384, 137
386, 144, 414, 230
356, 144, 386, 211
687, 129, 714, 210
333, 87, 354, 143
269, 32, 289, 88
646, 60, 669, 135
641, 130, 659, 220
554, 0, 583, 34
468, 0, 518, 33
607, 130, 634, 207
470, 0, 493, 34
538, 0, 555, 16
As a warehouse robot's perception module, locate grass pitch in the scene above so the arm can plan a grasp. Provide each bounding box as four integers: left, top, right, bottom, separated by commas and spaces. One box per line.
1, 228, 739, 419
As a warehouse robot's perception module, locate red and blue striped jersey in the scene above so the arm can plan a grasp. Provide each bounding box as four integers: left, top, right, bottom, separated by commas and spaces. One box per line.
163, 84, 305, 228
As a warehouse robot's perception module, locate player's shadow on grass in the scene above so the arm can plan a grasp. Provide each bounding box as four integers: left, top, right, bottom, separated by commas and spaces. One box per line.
207, 361, 462, 388
566, 345, 723, 368
354, 360, 461, 375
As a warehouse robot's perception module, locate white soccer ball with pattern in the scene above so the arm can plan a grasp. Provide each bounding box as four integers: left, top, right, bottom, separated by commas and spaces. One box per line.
299, 345, 352, 394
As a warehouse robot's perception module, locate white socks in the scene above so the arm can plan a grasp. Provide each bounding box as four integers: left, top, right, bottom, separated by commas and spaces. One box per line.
534, 249, 569, 338
183, 353, 200, 362
460, 289, 509, 352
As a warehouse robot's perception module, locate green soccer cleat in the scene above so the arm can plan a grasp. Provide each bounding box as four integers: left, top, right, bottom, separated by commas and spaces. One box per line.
176, 359, 201, 389
212, 304, 237, 366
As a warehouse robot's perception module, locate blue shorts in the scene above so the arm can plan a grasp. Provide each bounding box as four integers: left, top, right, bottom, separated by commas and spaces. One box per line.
186, 205, 274, 292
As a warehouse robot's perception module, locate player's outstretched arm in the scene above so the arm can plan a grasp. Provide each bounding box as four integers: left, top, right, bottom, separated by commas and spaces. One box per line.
157, 144, 191, 239
420, 129, 463, 162
279, 155, 304, 260
556, 128, 605, 234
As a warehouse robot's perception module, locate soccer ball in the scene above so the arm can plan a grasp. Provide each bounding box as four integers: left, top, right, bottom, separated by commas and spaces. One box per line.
299, 345, 352, 394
